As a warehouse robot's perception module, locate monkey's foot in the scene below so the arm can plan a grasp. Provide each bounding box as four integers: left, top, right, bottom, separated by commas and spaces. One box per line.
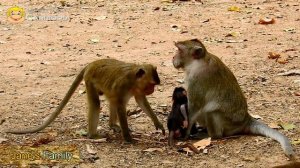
123, 136, 135, 144
110, 125, 122, 133
88, 133, 107, 139
154, 122, 165, 135
110, 125, 133, 133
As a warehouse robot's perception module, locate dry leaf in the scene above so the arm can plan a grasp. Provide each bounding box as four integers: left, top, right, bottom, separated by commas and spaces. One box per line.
225, 40, 243, 43
94, 16, 107, 21
162, 160, 174, 164
250, 114, 263, 120
291, 139, 300, 145
294, 92, 300, 96
276, 58, 288, 64
88, 38, 100, 44
277, 70, 300, 76
284, 48, 297, 52
32, 135, 55, 147
161, 0, 175, 3
0, 137, 8, 143
259, 18, 275, 24
268, 123, 281, 129
284, 28, 296, 33
75, 129, 88, 136
225, 32, 239, 37
180, 146, 193, 155
193, 137, 211, 150
92, 138, 107, 143
86, 144, 97, 155
268, 52, 280, 59
143, 147, 164, 153
279, 123, 296, 130
178, 143, 200, 154
228, 6, 241, 12
242, 156, 256, 162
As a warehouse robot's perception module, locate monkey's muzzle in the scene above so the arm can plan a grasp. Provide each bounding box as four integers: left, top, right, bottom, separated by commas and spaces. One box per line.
144, 84, 155, 95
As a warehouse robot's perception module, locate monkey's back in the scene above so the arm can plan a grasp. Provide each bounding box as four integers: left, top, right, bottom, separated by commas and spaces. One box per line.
189, 53, 251, 124
84, 59, 137, 96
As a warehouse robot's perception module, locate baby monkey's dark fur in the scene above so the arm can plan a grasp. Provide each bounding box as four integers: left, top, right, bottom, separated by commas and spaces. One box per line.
168, 87, 197, 146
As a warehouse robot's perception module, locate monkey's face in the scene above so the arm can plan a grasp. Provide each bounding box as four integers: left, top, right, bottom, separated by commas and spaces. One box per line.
134, 65, 160, 95
172, 87, 187, 103
173, 39, 206, 69
173, 43, 190, 69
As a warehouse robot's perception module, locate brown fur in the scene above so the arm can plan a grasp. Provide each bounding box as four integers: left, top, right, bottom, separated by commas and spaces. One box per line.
172, 39, 294, 158
7, 59, 165, 142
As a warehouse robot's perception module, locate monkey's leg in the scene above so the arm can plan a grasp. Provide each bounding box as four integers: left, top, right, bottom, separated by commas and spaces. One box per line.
204, 111, 223, 139
86, 82, 100, 139
184, 118, 196, 140
109, 103, 121, 133
116, 102, 132, 143
184, 109, 199, 139
168, 130, 175, 146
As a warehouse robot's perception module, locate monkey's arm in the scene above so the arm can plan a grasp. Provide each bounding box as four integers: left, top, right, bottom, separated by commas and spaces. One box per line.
135, 95, 165, 135
180, 105, 188, 128
180, 105, 188, 120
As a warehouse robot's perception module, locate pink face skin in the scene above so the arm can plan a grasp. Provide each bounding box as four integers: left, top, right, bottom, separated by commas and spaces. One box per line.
144, 83, 155, 95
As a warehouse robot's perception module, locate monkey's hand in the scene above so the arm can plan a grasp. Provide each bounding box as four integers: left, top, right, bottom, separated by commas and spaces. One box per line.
183, 120, 188, 128
155, 122, 165, 135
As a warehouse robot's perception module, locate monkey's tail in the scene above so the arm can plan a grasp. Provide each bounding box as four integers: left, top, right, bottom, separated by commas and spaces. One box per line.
247, 119, 295, 158
6, 68, 86, 134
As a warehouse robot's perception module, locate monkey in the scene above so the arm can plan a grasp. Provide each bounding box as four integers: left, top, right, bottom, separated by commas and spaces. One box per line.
272, 162, 300, 168
172, 39, 295, 158
6, 59, 165, 143
167, 87, 198, 146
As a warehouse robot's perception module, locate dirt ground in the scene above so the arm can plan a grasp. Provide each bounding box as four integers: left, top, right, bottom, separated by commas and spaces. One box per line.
0, 0, 299, 167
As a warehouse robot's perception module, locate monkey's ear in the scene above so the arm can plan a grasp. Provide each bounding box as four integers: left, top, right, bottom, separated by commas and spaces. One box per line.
136, 68, 145, 78
192, 46, 204, 59
191, 38, 201, 43
175, 42, 186, 51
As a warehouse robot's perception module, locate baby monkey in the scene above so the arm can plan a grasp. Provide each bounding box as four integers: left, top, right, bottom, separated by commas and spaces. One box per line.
167, 87, 198, 146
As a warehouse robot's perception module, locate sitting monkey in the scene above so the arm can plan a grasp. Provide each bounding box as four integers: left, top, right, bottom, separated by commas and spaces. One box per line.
172, 38, 294, 158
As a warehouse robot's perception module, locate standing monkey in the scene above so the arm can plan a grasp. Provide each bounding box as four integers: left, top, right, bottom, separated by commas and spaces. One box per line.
172, 39, 294, 158
167, 87, 198, 146
7, 59, 165, 142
